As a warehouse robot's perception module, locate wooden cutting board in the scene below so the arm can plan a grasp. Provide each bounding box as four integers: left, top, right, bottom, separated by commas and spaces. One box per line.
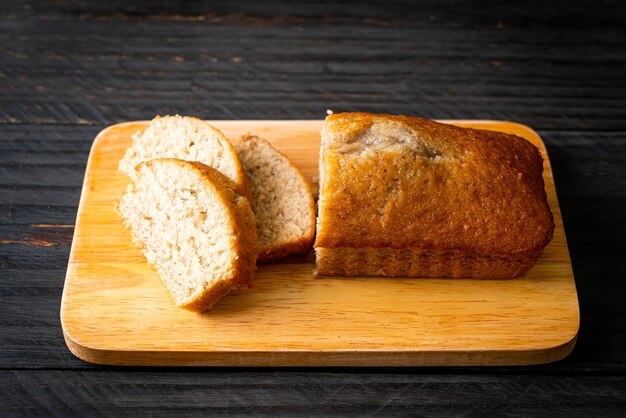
61, 120, 579, 366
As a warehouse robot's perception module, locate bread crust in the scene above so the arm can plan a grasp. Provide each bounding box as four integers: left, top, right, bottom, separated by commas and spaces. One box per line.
315, 247, 537, 279
260, 237, 314, 262
315, 112, 554, 279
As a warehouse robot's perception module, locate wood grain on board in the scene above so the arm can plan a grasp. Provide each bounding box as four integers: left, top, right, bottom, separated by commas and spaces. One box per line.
60, 120, 578, 366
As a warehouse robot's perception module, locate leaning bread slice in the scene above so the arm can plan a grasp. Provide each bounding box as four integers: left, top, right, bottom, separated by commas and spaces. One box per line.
235, 135, 315, 261
119, 115, 252, 203
119, 158, 258, 312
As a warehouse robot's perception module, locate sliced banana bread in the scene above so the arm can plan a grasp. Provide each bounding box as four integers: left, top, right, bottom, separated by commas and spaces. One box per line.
236, 135, 315, 261
118, 158, 258, 312
119, 115, 252, 203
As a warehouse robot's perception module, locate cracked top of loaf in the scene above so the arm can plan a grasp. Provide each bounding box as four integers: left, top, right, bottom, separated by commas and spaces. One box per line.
315, 112, 554, 258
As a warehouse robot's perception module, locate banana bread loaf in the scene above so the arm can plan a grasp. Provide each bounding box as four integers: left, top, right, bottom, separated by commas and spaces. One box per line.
314, 112, 554, 279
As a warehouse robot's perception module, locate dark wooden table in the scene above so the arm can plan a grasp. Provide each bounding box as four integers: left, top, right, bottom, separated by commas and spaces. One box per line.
2, 1, 625, 415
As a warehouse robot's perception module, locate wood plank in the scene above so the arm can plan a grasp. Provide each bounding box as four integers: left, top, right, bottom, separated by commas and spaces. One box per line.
0, 204, 78, 225
0, 2, 624, 129
2, 370, 626, 416
60, 120, 578, 366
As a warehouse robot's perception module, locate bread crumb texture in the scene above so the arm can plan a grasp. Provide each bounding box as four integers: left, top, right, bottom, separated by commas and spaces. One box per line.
236, 135, 315, 261
119, 158, 258, 312
119, 115, 252, 202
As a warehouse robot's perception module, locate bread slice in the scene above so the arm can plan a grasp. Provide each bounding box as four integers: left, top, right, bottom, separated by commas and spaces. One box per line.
118, 158, 258, 312
315, 112, 554, 279
235, 135, 315, 261
119, 115, 252, 203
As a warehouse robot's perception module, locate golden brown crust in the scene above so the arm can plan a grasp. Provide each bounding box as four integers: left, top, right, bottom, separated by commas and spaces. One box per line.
315, 112, 554, 279
178, 279, 241, 312
315, 247, 537, 279
259, 236, 314, 262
